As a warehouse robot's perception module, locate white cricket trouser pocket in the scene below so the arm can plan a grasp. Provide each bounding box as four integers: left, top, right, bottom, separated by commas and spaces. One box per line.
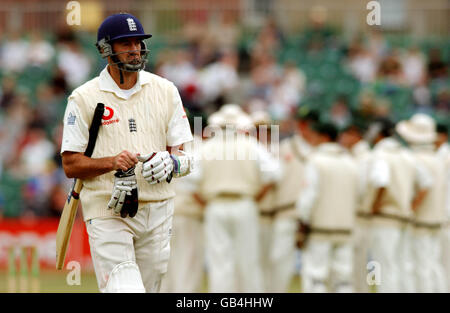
85, 199, 174, 293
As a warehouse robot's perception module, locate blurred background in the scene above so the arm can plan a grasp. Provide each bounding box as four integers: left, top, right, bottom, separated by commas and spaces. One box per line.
0, 0, 448, 292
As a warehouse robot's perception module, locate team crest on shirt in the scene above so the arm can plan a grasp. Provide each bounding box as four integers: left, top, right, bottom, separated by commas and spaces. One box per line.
128, 118, 137, 132
102, 106, 120, 126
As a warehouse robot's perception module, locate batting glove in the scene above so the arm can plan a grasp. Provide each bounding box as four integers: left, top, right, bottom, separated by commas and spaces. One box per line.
138, 151, 174, 184
107, 166, 138, 217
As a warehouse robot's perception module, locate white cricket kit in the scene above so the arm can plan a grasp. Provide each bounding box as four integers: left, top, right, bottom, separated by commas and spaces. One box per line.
296, 143, 359, 293
368, 138, 432, 293
259, 134, 311, 293
196, 132, 279, 293
61, 67, 193, 292
160, 136, 204, 293
350, 140, 373, 293
256, 137, 286, 293
410, 144, 447, 292
437, 143, 450, 292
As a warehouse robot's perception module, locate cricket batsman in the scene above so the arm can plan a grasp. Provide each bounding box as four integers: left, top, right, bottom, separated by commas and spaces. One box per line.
60, 13, 193, 292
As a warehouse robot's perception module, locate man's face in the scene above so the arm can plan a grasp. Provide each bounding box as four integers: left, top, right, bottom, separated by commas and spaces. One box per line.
339, 128, 362, 149
111, 37, 142, 65
436, 132, 448, 149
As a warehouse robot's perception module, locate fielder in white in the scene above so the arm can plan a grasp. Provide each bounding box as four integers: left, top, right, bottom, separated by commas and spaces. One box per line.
338, 121, 374, 293
194, 105, 280, 293
263, 109, 318, 292
250, 110, 296, 293
160, 134, 205, 293
60, 13, 193, 293
436, 124, 450, 292
396, 114, 447, 293
297, 122, 359, 293
367, 118, 432, 293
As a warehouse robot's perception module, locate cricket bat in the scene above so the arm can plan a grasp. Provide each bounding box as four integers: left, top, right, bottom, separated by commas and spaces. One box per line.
56, 103, 105, 270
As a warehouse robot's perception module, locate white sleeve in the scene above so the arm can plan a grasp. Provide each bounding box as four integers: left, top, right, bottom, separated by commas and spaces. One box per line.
166, 85, 193, 147
61, 99, 89, 154
413, 159, 434, 190
256, 143, 282, 184
296, 163, 319, 222
369, 157, 390, 188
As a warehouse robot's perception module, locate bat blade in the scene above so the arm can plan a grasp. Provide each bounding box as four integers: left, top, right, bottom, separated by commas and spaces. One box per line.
55, 103, 104, 270
55, 179, 83, 270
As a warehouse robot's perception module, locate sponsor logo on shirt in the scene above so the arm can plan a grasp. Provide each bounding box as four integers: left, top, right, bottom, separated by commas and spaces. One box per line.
102, 106, 119, 126
67, 112, 76, 125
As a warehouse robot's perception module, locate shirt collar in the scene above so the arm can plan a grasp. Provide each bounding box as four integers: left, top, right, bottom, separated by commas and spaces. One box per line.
351, 140, 370, 156
374, 137, 401, 151
98, 66, 151, 99
316, 142, 344, 154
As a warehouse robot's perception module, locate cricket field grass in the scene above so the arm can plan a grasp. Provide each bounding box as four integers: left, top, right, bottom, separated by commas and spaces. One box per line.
0, 270, 302, 293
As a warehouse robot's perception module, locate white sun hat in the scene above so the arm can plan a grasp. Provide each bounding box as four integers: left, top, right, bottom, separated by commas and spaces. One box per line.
250, 110, 272, 127
207, 111, 226, 128
396, 113, 437, 144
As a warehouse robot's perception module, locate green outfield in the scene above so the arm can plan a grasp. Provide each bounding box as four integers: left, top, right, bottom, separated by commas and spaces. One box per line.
0, 269, 99, 293
0, 270, 303, 293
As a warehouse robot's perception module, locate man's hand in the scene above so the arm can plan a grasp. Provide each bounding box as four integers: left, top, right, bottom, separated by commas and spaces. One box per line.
112, 150, 139, 171
107, 166, 138, 217
138, 151, 174, 184
296, 220, 311, 249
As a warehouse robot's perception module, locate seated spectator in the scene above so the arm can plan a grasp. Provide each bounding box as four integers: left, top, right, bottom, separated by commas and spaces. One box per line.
427, 48, 448, 81
0, 76, 18, 110
56, 32, 91, 89
17, 122, 55, 178
27, 30, 55, 68
401, 46, 426, 87
197, 49, 239, 111
0, 30, 29, 73
346, 37, 377, 84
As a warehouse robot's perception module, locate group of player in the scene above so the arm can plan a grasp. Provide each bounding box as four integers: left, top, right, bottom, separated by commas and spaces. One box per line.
161, 104, 450, 293
60, 12, 449, 293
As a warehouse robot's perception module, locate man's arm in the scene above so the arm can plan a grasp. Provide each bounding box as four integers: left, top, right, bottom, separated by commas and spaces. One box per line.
255, 183, 276, 203
62, 150, 139, 179
411, 189, 428, 212
368, 157, 390, 214
371, 187, 386, 214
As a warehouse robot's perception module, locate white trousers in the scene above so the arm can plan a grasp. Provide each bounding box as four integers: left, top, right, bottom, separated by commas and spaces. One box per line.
205, 197, 263, 293
260, 216, 297, 293
301, 239, 353, 293
353, 219, 371, 293
370, 226, 403, 293
86, 199, 173, 293
260, 217, 273, 292
160, 215, 204, 293
412, 229, 447, 293
398, 225, 416, 292
442, 226, 450, 292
